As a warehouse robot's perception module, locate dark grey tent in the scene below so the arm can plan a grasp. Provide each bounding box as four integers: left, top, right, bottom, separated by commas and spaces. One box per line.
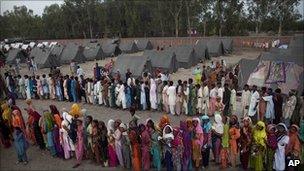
119, 41, 139, 53
237, 57, 260, 89
136, 39, 153, 50
112, 54, 152, 79
29, 47, 61, 69
202, 39, 224, 57
220, 38, 233, 53
194, 40, 210, 61
83, 43, 104, 60
50, 45, 64, 60
60, 43, 85, 64
102, 41, 121, 57
6, 49, 27, 64
169, 45, 199, 69
143, 49, 178, 73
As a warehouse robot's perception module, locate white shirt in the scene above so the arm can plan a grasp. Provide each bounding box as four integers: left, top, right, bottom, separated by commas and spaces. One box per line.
248, 91, 260, 116
166, 86, 176, 106
274, 135, 289, 170
210, 88, 218, 98
241, 90, 251, 108
77, 67, 84, 77
218, 87, 224, 102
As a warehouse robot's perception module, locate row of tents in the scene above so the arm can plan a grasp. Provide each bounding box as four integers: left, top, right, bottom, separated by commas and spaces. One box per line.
237, 34, 303, 94
5, 39, 155, 68
5, 37, 233, 70
112, 38, 234, 79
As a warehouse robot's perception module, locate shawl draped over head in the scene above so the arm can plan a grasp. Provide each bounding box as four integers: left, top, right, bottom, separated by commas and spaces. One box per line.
172, 127, 181, 146
28, 109, 41, 122
201, 115, 212, 133
162, 124, 174, 140
69, 103, 81, 117
49, 105, 60, 115
44, 111, 54, 132
107, 119, 115, 135
253, 121, 267, 147
213, 114, 224, 134
12, 109, 25, 129
192, 117, 203, 134
1, 103, 12, 122
243, 117, 252, 125
267, 124, 276, 132
277, 123, 288, 132
159, 115, 170, 130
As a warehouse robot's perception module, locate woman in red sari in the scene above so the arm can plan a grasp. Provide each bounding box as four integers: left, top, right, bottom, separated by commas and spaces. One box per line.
128, 120, 141, 171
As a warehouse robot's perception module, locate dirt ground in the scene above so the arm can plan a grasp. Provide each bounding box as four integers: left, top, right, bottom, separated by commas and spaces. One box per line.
0, 48, 262, 170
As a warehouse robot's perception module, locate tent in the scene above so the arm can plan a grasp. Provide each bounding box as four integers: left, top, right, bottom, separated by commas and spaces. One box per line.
220, 38, 233, 53
29, 47, 61, 69
119, 41, 139, 53
237, 57, 260, 89
136, 39, 153, 50
6, 49, 27, 64
169, 45, 199, 69
112, 54, 152, 79
50, 45, 64, 59
60, 43, 85, 64
83, 43, 104, 60
102, 41, 121, 57
194, 40, 210, 61
202, 39, 224, 57
143, 49, 178, 74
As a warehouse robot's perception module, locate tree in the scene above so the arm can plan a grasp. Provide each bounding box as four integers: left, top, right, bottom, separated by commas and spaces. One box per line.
167, 0, 184, 37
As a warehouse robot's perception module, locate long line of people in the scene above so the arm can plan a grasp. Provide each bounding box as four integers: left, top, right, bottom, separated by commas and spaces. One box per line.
0, 99, 303, 170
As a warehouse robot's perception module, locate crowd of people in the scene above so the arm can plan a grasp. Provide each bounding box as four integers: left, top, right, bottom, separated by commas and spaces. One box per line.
0, 59, 304, 170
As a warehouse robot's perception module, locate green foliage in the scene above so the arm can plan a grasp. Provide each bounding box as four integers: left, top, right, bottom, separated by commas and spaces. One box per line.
0, 0, 302, 39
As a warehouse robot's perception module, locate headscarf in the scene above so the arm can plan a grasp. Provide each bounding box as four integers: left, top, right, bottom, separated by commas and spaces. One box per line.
1, 103, 12, 122
172, 127, 181, 146
243, 117, 252, 125
192, 117, 203, 134
44, 111, 54, 132
162, 124, 174, 140
159, 115, 170, 130
12, 109, 25, 130
267, 124, 276, 132
277, 123, 288, 132
49, 105, 60, 115
69, 103, 81, 117
107, 119, 115, 135
28, 108, 41, 122
213, 114, 224, 134
253, 121, 267, 147
201, 115, 212, 133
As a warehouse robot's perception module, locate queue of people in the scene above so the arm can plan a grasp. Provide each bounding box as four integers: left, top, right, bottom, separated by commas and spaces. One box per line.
1, 59, 304, 170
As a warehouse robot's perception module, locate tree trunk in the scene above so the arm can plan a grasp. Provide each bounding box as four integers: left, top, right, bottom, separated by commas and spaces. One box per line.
219, 25, 222, 37
278, 19, 282, 36
203, 21, 207, 37
175, 16, 179, 37
157, 1, 165, 37
186, 1, 191, 37
255, 22, 259, 34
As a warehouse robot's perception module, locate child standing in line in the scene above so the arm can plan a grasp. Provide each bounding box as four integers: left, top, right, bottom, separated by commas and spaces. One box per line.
220, 116, 229, 169
13, 127, 28, 165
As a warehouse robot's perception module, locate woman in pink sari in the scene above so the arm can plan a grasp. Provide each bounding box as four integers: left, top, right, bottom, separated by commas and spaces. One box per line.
192, 117, 204, 169
73, 119, 84, 168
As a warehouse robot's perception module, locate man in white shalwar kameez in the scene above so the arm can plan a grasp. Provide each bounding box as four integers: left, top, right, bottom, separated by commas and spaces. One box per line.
149, 78, 157, 110
197, 85, 203, 114
217, 83, 224, 103
24, 75, 31, 100
86, 79, 94, 104
48, 74, 55, 100
116, 81, 126, 109
183, 81, 189, 115
230, 86, 237, 115
61, 110, 75, 159
96, 79, 103, 105
202, 82, 209, 115
162, 81, 169, 113
18, 75, 26, 99
241, 84, 251, 117
166, 81, 176, 115
248, 85, 259, 124
263, 88, 275, 124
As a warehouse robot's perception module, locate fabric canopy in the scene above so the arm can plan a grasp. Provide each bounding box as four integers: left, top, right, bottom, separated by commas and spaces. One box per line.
83, 43, 104, 60
6, 49, 27, 64
60, 43, 85, 64
169, 45, 199, 69
143, 49, 178, 73
112, 54, 152, 79
29, 47, 61, 69
136, 39, 153, 50
119, 41, 139, 53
